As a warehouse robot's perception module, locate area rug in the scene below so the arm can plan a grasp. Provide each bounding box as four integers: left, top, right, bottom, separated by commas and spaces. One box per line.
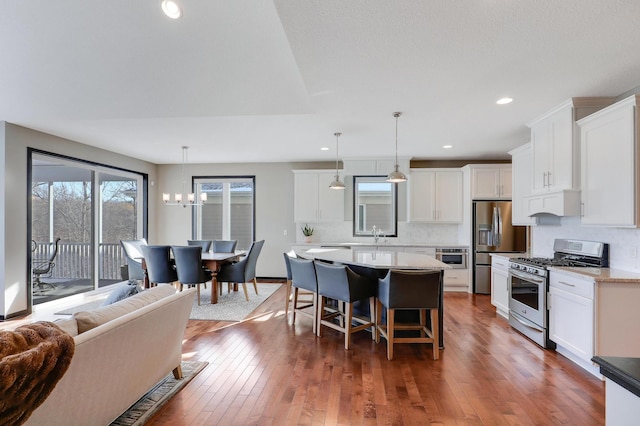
110, 360, 207, 426
189, 283, 281, 321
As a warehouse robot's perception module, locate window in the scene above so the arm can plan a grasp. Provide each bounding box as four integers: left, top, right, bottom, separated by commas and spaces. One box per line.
29, 150, 145, 304
353, 176, 397, 237
194, 177, 255, 250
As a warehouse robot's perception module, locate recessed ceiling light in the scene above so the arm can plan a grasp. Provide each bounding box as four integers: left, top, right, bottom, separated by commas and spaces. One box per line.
320, 147, 329, 151
442, 145, 453, 149
496, 97, 513, 105
161, 0, 182, 19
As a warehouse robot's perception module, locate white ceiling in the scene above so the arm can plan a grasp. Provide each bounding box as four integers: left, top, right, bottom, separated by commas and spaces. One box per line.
2, 1, 640, 165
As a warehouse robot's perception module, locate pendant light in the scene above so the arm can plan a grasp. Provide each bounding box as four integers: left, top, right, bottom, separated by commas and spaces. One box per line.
386, 112, 407, 183
329, 132, 345, 190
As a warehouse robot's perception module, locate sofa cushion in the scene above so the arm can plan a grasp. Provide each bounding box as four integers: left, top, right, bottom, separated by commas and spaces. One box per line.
73, 285, 176, 334
101, 284, 141, 306
53, 318, 79, 337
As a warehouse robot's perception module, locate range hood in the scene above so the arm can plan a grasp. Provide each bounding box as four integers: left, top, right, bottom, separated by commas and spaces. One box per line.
525, 189, 581, 217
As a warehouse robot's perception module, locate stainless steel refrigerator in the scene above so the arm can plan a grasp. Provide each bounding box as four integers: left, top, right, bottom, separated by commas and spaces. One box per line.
473, 201, 527, 294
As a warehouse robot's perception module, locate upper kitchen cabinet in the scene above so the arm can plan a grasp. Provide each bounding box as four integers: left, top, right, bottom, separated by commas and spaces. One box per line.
342, 158, 409, 176
293, 170, 345, 223
509, 143, 536, 226
408, 169, 463, 222
577, 95, 640, 227
468, 164, 512, 199
525, 97, 616, 216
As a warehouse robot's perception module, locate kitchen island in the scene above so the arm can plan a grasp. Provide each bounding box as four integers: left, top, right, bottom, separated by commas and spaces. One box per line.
296, 247, 450, 348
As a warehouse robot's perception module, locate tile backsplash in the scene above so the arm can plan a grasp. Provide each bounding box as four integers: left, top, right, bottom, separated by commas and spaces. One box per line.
531, 216, 640, 272
297, 221, 462, 245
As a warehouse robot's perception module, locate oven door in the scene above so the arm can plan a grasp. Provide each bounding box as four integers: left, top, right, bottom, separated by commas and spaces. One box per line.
508, 268, 545, 328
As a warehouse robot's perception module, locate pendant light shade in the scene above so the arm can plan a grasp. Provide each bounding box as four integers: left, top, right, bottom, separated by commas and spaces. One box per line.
387, 112, 407, 183
329, 132, 345, 190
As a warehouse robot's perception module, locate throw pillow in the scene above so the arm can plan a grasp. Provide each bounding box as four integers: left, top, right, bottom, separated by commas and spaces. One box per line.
101, 284, 141, 307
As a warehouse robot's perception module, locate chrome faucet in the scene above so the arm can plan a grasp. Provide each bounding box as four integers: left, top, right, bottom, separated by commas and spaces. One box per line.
372, 225, 380, 244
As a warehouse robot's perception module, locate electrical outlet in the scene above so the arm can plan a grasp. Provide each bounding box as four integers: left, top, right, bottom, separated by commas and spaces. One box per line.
283, 229, 288, 236
631, 246, 637, 259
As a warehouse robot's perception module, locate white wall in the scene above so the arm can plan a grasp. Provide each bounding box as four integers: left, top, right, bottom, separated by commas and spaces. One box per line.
155, 162, 298, 277
531, 217, 640, 272
1, 123, 157, 319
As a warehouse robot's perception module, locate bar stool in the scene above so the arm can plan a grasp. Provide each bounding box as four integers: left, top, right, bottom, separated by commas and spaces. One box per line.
376, 269, 441, 360
314, 261, 376, 350
288, 256, 318, 333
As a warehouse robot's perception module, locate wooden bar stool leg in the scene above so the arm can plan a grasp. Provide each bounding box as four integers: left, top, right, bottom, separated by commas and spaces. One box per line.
375, 300, 382, 343
369, 297, 376, 341
431, 308, 439, 360
311, 292, 317, 335
387, 308, 395, 360
344, 302, 353, 350
316, 295, 324, 337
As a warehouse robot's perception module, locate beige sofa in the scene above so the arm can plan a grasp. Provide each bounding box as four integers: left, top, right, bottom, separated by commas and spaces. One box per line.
25, 285, 196, 426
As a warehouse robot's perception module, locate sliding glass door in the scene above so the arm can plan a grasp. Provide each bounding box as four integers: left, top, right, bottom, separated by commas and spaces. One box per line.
30, 151, 144, 304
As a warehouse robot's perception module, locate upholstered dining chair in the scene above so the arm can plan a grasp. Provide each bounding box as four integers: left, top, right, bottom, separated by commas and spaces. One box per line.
172, 246, 212, 305
376, 269, 442, 360
140, 245, 178, 287
288, 256, 318, 333
283, 250, 297, 316
212, 240, 237, 253
216, 240, 264, 301
314, 261, 377, 350
187, 240, 212, 252
120, 238, 147, 283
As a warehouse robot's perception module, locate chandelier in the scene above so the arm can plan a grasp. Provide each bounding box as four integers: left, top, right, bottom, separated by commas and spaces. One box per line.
163, 146, 207, 207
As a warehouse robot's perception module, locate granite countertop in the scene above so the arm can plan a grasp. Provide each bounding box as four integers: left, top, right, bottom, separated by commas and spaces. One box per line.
293, 242, 469, 249
548, 266, 640, 283
592, 356, 640, 398
302, 247, 451, 270
490, 253, 529, 259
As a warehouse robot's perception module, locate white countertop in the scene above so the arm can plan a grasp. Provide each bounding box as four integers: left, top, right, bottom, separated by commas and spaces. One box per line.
298, 248, 451, 270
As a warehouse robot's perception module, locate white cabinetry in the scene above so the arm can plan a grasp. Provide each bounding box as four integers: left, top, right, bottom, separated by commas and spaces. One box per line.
342, 158, 408, 176
529, 103, 574, 193
548, 271, 596, 373
293, 170, 345, 223
469, 164, 512, 199
525, 97, 615, 216
509, 143, 536, 226
578, 95, 640, 227
408, 169, 463, 223
490, 255, 510, 319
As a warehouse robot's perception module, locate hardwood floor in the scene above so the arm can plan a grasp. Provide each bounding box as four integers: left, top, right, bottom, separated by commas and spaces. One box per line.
148, 284, 605, 425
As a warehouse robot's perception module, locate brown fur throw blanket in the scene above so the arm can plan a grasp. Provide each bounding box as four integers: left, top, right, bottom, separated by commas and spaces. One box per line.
0, 321, 75, 426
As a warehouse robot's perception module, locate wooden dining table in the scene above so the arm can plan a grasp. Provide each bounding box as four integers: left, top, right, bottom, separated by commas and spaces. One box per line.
140, 251, 242, 304
298, 247, 450, 348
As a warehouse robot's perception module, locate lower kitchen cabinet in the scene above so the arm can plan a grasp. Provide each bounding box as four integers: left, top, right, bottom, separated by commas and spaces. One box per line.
490, 255, 510, 319
443, 269, 469, 292
549, 269, 640, 377
549, 272, 594, 369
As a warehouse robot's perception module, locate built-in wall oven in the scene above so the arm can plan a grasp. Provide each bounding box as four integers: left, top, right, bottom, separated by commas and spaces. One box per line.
507, 239, 609, 349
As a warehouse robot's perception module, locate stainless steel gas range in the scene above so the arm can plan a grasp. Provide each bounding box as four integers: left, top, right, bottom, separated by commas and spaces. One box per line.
507, 239, 609, 349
